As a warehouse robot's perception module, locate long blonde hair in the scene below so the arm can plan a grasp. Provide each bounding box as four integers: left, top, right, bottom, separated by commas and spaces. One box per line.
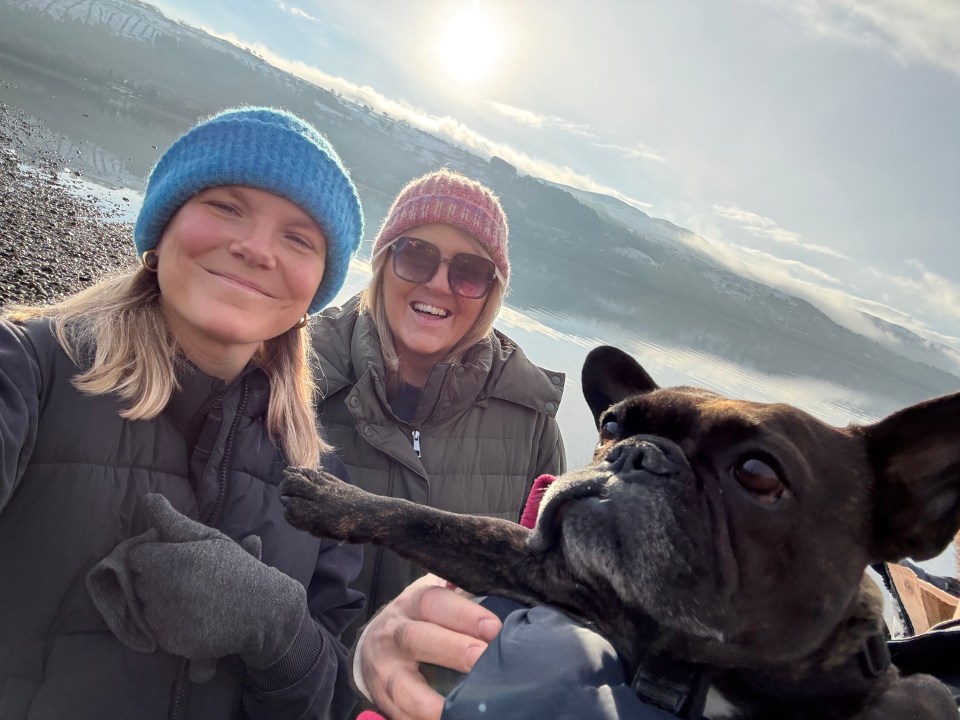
6, 268, 328, 467
359, 246, 505, 391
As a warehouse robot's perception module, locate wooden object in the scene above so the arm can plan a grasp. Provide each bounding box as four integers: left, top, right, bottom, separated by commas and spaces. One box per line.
886, 563, 959, 634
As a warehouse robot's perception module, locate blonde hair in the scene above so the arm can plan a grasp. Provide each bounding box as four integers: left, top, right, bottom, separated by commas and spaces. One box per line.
6, 269, 328, 468
359, 246, 505, 391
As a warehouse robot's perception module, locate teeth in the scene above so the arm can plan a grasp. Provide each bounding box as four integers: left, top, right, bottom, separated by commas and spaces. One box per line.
413, 302, 449, 318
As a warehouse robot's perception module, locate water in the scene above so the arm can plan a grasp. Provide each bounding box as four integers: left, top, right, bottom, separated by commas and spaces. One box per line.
2, 43, 954, 582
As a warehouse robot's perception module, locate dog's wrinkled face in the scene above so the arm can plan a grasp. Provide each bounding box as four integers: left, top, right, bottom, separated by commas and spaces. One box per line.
533, 346, 960, 667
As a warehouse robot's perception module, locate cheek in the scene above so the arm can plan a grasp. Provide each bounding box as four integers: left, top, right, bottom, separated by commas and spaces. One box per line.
456, 297, 486, 328
286, 259, 326, 301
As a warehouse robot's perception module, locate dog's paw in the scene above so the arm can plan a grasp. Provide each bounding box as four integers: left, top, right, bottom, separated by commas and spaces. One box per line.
279, 467, 374, 542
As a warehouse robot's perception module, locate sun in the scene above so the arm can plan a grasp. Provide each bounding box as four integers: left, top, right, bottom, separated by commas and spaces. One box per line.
438, 5, 501, 84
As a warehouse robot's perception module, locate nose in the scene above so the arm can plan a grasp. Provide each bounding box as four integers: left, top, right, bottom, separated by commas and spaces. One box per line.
424, 258, 453, 295
230, 221, 277, 268
606, 438, 679, 478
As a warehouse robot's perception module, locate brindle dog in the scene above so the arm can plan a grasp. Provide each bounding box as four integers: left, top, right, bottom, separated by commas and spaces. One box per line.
280, 346, 960, 719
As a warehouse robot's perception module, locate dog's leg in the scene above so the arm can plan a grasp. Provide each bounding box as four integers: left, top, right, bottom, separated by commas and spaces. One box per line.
280, 467, 585, 606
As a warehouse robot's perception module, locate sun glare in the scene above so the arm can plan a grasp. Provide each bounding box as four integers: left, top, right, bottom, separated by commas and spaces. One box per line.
438, 6, 501, 84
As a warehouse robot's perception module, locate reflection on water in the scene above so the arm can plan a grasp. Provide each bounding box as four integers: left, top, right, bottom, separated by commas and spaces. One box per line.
4, 45, 954, 578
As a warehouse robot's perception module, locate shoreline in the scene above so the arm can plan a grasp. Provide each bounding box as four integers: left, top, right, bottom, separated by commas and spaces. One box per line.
0, 103, 137, 308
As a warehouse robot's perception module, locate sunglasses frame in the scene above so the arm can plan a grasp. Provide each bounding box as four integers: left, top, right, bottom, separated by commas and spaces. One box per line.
389, 236, 497, 299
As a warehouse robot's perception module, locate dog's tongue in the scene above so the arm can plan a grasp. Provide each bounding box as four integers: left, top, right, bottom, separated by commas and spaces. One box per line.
520, 474, 557, 529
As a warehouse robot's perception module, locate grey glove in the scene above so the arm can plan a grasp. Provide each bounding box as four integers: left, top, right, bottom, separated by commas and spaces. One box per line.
128, 494, 307, 683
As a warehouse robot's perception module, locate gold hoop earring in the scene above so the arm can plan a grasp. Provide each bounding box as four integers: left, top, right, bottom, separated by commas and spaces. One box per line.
141, 249, 159, 273
293, 313, 309, 330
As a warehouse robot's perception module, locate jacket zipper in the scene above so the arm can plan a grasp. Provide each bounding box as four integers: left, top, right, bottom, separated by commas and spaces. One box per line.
204, 377, 249, 527
168, 659, 190, 720
410, 366, 454, 461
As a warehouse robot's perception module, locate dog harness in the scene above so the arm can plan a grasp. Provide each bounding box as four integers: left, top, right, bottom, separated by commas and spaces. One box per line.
631, 632, 890, 717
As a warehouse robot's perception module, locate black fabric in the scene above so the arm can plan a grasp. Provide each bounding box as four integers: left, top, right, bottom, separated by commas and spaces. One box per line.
889, 621, 960, 703
0, 318, 364, 720
386, 382, 423, 424
441, 599, 675, 720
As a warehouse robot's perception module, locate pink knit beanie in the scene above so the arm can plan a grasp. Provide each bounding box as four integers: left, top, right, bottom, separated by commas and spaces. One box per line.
372, 169, 510, 283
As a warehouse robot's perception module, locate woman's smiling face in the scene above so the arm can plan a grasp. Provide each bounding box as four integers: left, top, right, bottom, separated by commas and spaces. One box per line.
156, 185, 326, 377
381, 223, 490, 379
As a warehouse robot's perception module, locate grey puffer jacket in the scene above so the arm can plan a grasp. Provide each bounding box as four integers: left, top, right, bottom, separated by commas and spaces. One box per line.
0, 317, 364, 720
311, 296, 566, 634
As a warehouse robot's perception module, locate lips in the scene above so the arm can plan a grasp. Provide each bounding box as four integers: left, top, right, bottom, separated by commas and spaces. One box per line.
536, 474, 609, 543
210, 270, 273, 297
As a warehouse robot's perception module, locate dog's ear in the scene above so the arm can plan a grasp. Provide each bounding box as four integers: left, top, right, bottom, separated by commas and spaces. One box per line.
864, 391, 960, 562
581, 346, 658, 427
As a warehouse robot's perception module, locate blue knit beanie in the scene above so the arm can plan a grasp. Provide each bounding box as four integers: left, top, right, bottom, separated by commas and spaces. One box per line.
134, 106, 363, 314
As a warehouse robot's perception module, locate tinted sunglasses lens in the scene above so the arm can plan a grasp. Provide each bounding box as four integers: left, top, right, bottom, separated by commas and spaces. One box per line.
393, 238, 439, 283
450, 255, 496, 299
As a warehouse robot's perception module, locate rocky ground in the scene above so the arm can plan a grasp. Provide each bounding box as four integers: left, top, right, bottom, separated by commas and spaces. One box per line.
0, 103, 136, 308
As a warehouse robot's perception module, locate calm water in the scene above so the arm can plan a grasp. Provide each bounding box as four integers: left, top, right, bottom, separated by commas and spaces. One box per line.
2, 55, 954, 579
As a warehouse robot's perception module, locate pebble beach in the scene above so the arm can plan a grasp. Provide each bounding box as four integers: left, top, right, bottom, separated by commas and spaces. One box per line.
0, 103, 137, 309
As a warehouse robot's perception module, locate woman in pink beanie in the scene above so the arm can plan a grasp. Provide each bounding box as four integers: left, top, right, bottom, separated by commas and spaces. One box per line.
310, 168, 567, 719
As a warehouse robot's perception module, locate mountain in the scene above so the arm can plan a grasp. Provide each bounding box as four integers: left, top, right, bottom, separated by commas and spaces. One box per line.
2, 0, 958, 408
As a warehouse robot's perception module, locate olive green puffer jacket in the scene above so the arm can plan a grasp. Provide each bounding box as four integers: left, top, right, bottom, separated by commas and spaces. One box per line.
311, 296, 566, 635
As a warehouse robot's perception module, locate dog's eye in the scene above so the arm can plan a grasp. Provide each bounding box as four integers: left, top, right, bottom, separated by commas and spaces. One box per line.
733, 457, 785, 505
600, 419, 620, 440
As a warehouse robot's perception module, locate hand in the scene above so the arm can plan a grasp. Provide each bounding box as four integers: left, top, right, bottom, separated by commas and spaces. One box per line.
128, 494, 306, 682
358, 574, 502, 720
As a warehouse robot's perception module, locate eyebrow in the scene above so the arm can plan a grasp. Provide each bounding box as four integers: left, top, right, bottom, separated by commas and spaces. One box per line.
214, 186, 325, 235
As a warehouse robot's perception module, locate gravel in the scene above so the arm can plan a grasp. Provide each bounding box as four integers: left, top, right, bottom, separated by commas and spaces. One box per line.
0, 103, 137, 309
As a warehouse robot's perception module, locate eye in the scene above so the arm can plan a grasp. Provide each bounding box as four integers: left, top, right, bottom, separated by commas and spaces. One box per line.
732, 457, 786, 505
285, 233, 314, 250
599, 416, 620, 441
205, 200, 240, 215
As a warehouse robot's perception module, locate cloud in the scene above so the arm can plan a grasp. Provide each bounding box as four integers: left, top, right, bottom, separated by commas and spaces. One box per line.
866, 260, 960, 323
488, 102, 665, 163
272, 1, 317, 22
594, 141, 666, 163
199, 34, 652, 210
713, 203, 848, 258
729, 244, 845, 285
763, 0, 960, 78
486, 101, 596, 137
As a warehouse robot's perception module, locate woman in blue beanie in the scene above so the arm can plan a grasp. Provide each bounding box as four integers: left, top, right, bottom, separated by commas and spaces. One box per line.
0, 106, 364, 720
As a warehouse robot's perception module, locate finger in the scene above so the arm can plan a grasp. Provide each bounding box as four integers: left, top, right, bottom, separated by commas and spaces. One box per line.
384, 617, 488, 674
417, 585, 502, 642
375, 666, 444, 720
188, 657, 217, 684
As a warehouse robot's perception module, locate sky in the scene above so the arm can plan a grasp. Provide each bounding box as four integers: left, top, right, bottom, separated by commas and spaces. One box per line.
151, 0, 960, 362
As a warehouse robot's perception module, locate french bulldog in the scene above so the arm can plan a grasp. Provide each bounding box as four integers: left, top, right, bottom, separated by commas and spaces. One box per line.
280, 345, 960, 719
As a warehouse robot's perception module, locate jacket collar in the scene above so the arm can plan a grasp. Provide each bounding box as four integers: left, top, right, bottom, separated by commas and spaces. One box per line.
164, 360, 267, 436
312, 294, 565, 424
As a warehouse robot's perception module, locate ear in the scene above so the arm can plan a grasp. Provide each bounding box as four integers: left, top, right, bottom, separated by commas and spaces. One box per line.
581, 346, 659, 428
865, 391, 960, 562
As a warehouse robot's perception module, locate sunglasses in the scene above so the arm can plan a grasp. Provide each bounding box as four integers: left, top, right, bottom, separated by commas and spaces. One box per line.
389, 236, 497, 299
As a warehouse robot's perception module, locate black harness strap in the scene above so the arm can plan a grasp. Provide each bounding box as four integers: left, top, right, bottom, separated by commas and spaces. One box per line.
630, 656, 712, 719
630, 633, 889, 717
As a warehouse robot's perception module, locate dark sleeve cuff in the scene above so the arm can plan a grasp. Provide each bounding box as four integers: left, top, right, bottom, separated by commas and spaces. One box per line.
247, 609, 325, 692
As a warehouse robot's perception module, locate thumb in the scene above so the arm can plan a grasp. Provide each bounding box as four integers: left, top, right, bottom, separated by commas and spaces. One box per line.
189, 657, 218, 684
143, 494, 220, 543
240, 534, 263, 560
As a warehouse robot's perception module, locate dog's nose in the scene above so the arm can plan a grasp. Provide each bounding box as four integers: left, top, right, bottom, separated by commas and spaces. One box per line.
607, 439, 677, 477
